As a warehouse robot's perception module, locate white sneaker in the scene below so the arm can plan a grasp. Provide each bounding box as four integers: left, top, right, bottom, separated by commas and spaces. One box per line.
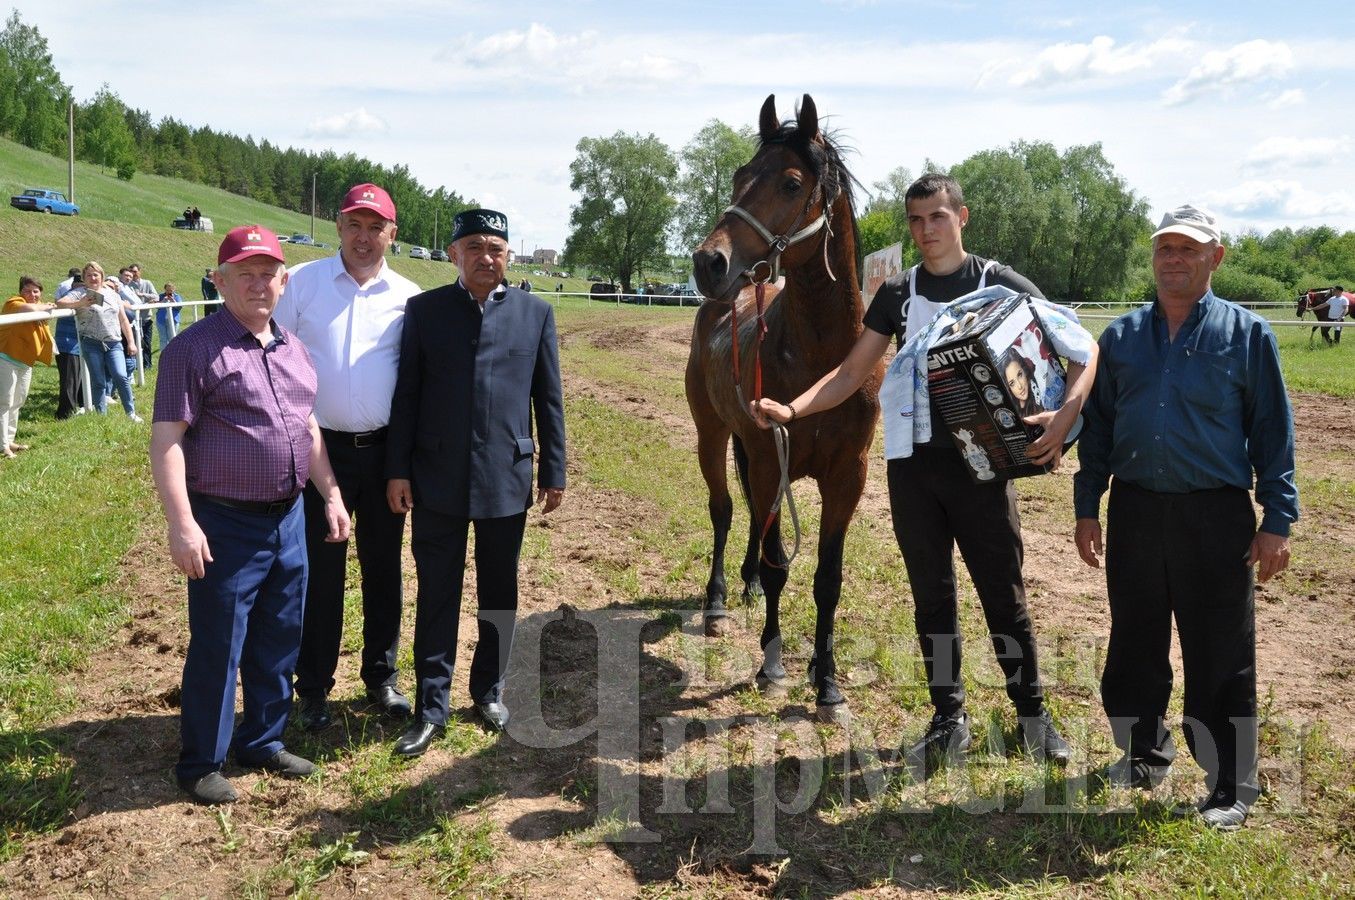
128, 414, 144, 424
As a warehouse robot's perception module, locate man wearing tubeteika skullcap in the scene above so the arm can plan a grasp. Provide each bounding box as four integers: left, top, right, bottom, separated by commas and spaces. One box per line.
385, 209, 567, 756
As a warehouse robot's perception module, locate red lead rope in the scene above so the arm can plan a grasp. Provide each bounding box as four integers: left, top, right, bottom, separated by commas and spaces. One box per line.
729, 280, 770, 399
730, 280, 799, 569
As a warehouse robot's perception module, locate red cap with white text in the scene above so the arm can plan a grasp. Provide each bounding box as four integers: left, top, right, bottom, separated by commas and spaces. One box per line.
340, 183, 397, 222
217, 225, 287, 265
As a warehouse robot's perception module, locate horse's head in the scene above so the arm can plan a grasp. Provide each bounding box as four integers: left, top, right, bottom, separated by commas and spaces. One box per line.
692, 93, 850, 302
1298, 287, 1336, 317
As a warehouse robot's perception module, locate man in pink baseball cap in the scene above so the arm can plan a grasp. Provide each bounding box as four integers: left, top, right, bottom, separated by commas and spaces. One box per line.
273, 184, 422, 732
151, 223, 350, 805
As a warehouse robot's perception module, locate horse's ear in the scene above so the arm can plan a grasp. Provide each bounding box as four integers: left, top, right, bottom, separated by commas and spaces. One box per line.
759, 94, 779, 142
797, 94, 820, 140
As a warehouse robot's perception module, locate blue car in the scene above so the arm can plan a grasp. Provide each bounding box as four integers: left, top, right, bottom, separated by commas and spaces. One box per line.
9, 188, 79, 215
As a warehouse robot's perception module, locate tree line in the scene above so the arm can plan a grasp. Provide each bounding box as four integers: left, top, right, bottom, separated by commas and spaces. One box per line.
5, 9, 1351, 300
0, 10, 473, 248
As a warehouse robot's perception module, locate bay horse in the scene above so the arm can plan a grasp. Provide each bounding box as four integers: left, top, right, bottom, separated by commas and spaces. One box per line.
686, 94, 882, 722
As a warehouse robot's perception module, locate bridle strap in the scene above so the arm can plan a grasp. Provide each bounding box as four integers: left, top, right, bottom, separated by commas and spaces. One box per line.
723, 198, 829, 285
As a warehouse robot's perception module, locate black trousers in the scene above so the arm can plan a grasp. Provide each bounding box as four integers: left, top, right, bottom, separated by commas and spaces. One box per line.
139, 314, 154, 368
887, 446, 1045, 718
1101, 479, 1259, 802
293, 433, 406, 699
55, 351, 83, 419
409, 508, 526, 725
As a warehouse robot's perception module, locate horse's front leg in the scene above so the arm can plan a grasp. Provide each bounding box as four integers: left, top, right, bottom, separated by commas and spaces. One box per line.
807, 455, 869, 724
746, 456, 791, 692
731, 436, 765, 604
695, 428, 736, 637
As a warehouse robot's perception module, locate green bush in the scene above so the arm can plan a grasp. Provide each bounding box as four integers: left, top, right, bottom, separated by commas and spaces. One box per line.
1211, 266, 1288, 306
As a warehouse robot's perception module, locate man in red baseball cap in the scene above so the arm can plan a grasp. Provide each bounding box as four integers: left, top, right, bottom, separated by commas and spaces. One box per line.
274, 184, 422, 731
151, 223, 350, 805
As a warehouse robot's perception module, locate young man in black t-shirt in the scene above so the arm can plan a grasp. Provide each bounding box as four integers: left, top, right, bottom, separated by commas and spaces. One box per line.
753, 174, 1094, 775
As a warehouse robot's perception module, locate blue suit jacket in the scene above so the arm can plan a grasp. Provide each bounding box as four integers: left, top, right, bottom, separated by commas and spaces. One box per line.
386, 281, 567, 519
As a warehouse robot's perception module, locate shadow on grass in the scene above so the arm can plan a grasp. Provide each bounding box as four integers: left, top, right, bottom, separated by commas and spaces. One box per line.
310, 598, 1161, 895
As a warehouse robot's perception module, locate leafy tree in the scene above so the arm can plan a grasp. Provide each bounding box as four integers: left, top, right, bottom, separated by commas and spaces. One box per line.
75, 85, 137, 180
862, 165, 914, 246
0, 9, 70, 155
564, 132, 677, 293
673, 119, 756, 252
857, 209, 899, 259
951, 140, 1149, 303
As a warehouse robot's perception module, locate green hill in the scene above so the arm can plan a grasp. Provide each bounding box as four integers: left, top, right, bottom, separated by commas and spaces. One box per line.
1, 135, 320, 236
0, 135, 601, 297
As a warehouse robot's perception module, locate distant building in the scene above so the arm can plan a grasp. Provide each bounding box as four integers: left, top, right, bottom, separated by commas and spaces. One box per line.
532, 248, 559, 266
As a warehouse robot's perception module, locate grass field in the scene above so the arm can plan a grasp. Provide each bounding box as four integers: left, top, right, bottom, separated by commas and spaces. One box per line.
0, 160, 1352, 893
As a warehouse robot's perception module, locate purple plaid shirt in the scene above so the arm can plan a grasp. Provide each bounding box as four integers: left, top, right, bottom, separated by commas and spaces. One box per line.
153, 307, 317, 502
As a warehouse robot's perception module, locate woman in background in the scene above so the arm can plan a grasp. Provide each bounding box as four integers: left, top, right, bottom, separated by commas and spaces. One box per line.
72, 262, 141, 422
0, 276, 57, 456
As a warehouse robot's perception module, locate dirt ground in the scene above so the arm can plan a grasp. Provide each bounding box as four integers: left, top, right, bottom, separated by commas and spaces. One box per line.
2, 320, 1351, 898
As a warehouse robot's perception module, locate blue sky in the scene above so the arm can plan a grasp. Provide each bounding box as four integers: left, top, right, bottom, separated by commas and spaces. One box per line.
20, 1, 1355, 254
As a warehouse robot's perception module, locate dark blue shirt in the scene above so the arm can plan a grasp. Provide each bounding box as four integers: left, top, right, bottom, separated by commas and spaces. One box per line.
1073, 290, 1298, 536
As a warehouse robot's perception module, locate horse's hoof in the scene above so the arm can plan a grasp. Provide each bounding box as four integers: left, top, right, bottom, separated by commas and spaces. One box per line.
816, 702, 850, 725
742, 581, 765, 604
756, 675, 790, 698
704, 614, 735, 638
755, 661, 793, 696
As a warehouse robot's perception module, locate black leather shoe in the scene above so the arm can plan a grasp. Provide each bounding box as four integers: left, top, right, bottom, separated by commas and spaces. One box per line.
1198, 787, 1250, 831
1106, 754, 1170, 790
294, 695, 332, 732
475, 701, 510, 733
1019, 707, 1072, 766
244, 749, 316, 778
393, 721, 445, 757
178, 771, 238, 805
366, 685, 412, 719
904, 712, 971, 778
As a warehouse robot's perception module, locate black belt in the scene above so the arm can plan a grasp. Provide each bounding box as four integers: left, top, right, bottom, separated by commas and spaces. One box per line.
193, 493, 298, 515
322, 426, 388, 448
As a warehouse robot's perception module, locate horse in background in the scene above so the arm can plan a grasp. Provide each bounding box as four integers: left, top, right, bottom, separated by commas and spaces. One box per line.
686, 94, 882, 722
1296, 286, 1351, 345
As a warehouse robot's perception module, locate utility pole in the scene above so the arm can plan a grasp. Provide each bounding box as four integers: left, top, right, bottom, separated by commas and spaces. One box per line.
67, 99, 74, 202
433, 207, 438, 249
309, 172, 317, 239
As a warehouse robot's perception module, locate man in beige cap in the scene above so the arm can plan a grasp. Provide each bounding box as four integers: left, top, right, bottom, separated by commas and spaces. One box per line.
1073, 204, 1298, 831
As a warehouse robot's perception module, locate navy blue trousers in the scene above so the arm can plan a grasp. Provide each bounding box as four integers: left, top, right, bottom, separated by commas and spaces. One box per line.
176, 496, 307, 782
409, 508, 526, 725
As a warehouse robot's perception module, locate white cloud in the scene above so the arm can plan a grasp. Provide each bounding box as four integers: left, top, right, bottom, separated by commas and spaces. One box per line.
1162, 39, 1294, 106
995, 34, 1192, 89
438, 24, 688, 91
1266, 88, 1306, 109
1245, 135, 1352, 170
1206, 178, 1352, 220
303, 107, 388, 138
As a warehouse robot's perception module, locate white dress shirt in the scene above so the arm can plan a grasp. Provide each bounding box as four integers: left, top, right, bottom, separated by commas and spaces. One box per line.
275, 254, 421, 432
